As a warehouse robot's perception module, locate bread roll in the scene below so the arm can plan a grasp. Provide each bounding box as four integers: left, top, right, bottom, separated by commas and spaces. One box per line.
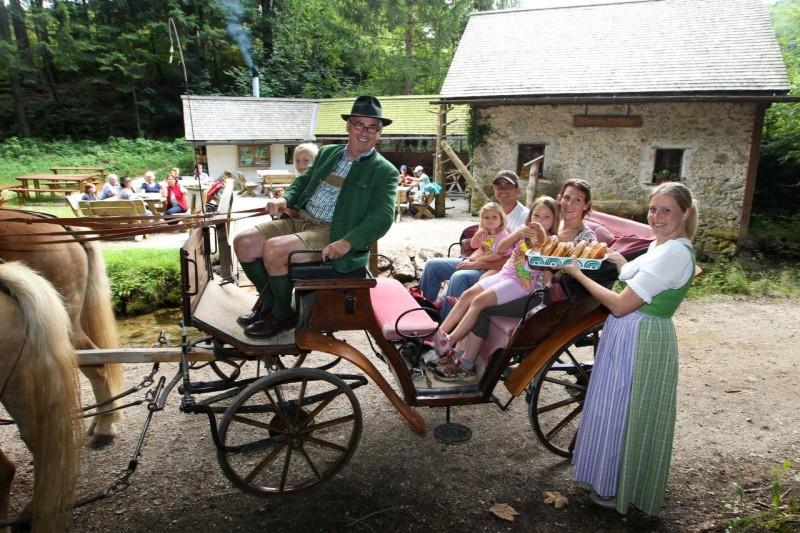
580, 242, 595, 258
552, 242, 569, 257
525, 223, 547, 251
590, 242, 608, 259
563, 242, 575, 257
572, 240, 587, 258
541, 235, 559, 255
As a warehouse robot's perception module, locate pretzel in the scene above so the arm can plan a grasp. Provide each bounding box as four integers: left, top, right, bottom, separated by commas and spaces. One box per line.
541, 235, 559, 255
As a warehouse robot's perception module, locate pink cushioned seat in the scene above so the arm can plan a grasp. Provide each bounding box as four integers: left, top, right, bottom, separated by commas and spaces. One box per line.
370, 278, 438, 341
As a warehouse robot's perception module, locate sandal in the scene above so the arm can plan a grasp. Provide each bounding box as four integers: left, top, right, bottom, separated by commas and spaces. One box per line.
431, 329, 452, 356
432, 354, 476, 382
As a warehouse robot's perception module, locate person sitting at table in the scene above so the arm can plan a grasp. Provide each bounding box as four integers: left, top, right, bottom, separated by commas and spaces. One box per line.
139, 171, 161, 193
293, 143, 319, 174
118, 176, 137, 200
81, 183, 98, 201
161, 174, 188, 215
118, 176, 152, 215
193, 164, 210, 183
98, 174, 120, 200
398, 164, 414, 186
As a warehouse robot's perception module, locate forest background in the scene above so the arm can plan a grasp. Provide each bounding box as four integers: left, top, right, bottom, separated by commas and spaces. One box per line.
0, 0, 798, 216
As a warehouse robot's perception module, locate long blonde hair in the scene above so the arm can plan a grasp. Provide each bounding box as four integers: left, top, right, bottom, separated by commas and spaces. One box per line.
478, 202, 507, 233
650, 181, 698, 239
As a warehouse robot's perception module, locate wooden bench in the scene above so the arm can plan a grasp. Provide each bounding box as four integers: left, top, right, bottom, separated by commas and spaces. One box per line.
79, 199, 149, 217
258, 170, 296, 197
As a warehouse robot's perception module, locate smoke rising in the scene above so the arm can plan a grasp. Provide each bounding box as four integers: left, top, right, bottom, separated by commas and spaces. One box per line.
220, 0, 254, 69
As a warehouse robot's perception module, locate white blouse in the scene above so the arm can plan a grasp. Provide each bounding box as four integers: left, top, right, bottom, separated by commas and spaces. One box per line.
619, 238, 694, 304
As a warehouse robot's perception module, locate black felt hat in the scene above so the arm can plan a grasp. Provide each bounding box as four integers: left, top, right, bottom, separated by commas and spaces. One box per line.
341, 95, 392, 126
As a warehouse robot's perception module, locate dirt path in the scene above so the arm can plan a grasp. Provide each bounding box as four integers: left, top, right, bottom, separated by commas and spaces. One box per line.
1, 296, 797, 532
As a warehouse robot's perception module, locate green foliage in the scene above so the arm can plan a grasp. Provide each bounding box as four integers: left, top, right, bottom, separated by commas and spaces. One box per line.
103, 248, 182, 316
467, 107, 492, 150
748, 212, 800, 260
0, 137, 193, 184
0, 0, 517, 139
726, 460, 800, 532
688, 259, 800, 298
758, 1, 800, 213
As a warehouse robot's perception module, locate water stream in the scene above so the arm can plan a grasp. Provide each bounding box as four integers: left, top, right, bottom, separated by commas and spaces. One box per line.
116, 307, 185, 347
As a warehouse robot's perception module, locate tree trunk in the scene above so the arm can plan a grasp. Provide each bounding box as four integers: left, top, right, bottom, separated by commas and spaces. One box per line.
0, 1, 31, 136
9, 0, 33, 67
30, 0, 60, 102
132, 85, 143, 138
404, 0, 414, 94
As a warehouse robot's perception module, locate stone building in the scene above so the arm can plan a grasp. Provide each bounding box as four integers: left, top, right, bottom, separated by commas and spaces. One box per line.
437, 0, 798, 254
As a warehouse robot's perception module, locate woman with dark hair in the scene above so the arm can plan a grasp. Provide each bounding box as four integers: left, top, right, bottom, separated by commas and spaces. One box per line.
565, 181, 697, 517
161, 174, 188, 215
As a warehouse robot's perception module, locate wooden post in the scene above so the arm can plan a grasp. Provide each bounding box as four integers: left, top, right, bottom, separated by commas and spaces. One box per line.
441, 140, 490, 204
434, 104, 447, 217
524, 155, 544, 204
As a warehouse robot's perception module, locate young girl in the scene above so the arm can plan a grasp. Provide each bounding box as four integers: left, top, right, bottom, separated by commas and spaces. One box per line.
432, 196, 560, 380
455, 202, 511, 279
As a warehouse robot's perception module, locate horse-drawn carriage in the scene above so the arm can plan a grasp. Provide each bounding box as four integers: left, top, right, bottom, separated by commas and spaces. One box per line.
0, 206, 653, 527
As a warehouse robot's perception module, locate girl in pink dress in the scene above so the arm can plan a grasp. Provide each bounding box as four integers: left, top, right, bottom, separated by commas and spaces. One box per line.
432, 196, 559, 380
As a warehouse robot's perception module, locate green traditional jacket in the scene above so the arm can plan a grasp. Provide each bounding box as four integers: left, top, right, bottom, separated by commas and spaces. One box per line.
283, 144, 398, 273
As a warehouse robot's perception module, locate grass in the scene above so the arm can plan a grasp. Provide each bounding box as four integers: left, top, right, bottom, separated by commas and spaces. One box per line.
103, 248, 182, 316
726, 461, 800, 532
690, 260, 800, 298
0, 137, 194, 185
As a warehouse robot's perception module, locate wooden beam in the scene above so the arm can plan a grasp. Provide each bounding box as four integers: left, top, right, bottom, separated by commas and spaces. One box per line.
440, 140, 490, 204
739, 104, 767, 245
434, 104, 447, 216
573, 115, 643, 128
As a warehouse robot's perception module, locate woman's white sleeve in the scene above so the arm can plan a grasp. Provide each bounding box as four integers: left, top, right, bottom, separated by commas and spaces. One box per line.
624, 242, 693, 303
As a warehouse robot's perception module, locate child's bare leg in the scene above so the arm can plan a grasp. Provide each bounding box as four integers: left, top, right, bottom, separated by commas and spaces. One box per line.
440, 283, 482, 333
449, 289, 498, 344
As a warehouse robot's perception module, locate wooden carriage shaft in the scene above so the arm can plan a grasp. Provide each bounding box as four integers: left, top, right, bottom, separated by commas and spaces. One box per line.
75, 348, 220, 366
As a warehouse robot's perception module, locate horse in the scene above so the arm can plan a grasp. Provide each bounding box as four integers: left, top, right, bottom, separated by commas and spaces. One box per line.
0, 209, 123, 448
0, 261, 82, 532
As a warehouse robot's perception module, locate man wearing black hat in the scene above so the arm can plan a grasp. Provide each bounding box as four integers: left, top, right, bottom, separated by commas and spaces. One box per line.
233, 95, 398, 338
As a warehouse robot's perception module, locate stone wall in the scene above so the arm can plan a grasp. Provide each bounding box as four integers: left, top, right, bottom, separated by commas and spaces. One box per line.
470, 102, 759, 255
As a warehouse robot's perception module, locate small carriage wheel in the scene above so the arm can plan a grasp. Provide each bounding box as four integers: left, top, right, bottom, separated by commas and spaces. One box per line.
528, 322, 603, 458
216, 368, 363, 496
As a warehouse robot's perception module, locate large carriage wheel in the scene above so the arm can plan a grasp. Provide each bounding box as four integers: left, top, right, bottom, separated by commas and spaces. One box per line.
217, 368, 363, 496
528, 322, 603, 458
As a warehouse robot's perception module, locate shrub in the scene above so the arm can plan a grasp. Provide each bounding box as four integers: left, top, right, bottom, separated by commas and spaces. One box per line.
103, 248, 182, 316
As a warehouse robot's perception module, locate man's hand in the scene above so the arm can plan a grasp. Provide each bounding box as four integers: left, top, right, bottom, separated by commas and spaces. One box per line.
265, 197, 288, 217
321, 239, 352, 262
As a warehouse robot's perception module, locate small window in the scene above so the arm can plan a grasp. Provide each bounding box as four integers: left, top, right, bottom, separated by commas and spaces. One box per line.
517, 144, 545, 180
284, 145, 297, 165
238, 145, 271, 168
653, 149, 683, 183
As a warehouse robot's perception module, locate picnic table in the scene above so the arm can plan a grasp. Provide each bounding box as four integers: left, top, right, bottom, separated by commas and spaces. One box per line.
11, 173, 98, 202
50, 166, 107, 177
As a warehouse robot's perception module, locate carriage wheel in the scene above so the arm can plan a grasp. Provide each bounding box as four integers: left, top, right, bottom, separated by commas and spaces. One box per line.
217, 368, 363, 496
528, 322, 603, 458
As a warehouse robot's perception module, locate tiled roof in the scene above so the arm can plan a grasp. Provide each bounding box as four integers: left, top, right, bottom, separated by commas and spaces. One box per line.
314, 95, 468, 137
182, 96, 317, 142
441, 0, 790, 99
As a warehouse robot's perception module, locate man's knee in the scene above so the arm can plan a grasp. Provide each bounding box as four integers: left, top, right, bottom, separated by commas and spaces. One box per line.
448, 270, 480, 297
233, 228, 264, 261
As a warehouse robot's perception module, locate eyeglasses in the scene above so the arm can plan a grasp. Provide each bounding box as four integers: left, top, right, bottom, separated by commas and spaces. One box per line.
350, 120, 382, 134
494, 182, 517, 190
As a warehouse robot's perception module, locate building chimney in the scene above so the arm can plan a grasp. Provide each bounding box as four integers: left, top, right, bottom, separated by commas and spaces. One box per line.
251, 66, 259, 98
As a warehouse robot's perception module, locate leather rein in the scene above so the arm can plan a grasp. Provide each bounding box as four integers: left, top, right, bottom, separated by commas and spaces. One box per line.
0, 207, 267, 249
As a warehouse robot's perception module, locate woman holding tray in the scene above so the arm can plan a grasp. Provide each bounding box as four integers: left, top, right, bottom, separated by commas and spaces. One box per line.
562, 181, 697, 517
